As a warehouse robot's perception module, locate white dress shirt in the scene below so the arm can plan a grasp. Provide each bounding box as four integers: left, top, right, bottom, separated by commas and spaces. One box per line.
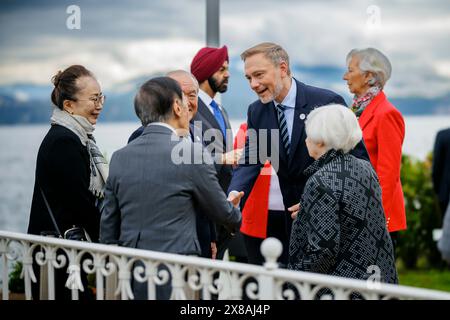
198, 89, 216, 115
273, 78, 296, 143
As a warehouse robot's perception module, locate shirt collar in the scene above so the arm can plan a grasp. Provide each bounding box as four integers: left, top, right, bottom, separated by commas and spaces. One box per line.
198, 89, 214, 107
273, 78, 296, 109
147, 122, 178, 135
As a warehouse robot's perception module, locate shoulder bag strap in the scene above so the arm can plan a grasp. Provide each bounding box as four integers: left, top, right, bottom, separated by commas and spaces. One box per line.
39, 186, 63, 238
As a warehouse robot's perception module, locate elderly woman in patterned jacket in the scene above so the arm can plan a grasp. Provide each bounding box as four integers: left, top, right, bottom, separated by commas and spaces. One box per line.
288, 104, 398, 284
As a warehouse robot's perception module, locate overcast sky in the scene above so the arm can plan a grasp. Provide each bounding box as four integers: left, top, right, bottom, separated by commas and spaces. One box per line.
0, 0, 449, 98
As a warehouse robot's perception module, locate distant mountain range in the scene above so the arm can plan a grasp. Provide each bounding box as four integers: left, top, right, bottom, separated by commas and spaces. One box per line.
1, 62, 449, 124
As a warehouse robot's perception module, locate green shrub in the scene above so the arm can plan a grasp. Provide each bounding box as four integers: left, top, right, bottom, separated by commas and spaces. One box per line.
8, 261, 25, 293
397, 153, 444, 269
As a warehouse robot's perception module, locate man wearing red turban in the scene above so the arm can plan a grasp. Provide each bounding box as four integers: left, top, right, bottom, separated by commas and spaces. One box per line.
190, 46, 246, 262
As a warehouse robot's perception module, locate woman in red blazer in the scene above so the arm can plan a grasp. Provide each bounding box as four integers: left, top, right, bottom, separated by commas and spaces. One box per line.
343, 48, 406, 247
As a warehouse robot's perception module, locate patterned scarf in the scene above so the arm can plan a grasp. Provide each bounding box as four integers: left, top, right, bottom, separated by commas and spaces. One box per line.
350, 86, 381, 118
50, 107, 109, 198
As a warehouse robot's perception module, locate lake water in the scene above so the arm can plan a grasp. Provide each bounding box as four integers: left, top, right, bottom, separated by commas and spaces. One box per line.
0, 116, 449, 233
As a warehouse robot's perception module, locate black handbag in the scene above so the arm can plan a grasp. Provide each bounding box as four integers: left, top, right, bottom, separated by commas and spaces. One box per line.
63, 226, 92, 242
39, 187, 92, 242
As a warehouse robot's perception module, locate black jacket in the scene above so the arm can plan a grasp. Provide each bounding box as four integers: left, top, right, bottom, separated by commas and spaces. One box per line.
288, 150, 398, 283
28, 124, 101, 241
432, 128, 450, 214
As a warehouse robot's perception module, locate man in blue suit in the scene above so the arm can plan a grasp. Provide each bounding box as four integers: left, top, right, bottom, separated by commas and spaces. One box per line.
228, 42, 369, 266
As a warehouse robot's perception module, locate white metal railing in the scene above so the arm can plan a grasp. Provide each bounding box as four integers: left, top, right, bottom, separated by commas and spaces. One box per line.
1, 230, 450, 300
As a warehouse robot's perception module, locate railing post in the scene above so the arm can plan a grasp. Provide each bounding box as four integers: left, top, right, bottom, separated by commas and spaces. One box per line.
105, 270, 118, 300
39, 264, 48, 299
22, 243, 35, 300
95, 255, 104, 300
46, 249, 56, 300
0, 239, 9, 300
259, 238, 283, 300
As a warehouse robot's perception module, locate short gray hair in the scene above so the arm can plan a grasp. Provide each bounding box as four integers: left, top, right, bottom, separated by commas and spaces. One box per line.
241, 42, 291, 76
305, 104, 362, 154
346, 48, 392, 89
166, 70, 199, 92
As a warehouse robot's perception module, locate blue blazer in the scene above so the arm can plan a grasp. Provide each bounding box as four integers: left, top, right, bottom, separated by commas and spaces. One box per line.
228, 79, 369, 209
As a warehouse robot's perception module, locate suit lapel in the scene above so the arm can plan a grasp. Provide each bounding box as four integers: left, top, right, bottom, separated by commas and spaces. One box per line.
288, 80, 308, 167
220, 105, 233, 149
194, 97, 230, 147
358, 91, 386, 130
220, 105, 232, 131
196, 98, 218, 130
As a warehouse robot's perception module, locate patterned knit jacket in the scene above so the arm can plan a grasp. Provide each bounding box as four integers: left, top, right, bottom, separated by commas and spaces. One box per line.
288, 149, 398, 284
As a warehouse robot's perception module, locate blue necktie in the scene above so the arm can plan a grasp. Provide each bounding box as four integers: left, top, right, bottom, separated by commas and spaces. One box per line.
275, 104, 290, 156
210, 100, 227, 142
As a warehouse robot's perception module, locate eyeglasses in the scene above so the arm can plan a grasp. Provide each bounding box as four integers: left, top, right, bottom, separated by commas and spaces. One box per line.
75, 94, 106, 105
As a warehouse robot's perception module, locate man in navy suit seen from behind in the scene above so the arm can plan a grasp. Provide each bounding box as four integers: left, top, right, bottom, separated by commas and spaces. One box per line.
228, 42, 369, 266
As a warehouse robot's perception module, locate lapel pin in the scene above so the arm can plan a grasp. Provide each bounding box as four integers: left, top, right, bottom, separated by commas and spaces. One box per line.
299, 113, 306, 120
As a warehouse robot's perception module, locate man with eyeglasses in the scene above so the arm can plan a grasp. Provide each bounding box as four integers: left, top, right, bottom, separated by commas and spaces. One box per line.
100, 76, 242, 300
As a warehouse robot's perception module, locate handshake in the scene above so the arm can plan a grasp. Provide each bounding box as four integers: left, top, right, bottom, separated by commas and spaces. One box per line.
219, 148, 243, 165
227, 190, 245, 236
227, 190, 244, 208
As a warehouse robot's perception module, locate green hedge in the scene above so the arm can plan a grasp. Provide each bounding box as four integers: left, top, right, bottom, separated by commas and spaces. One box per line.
8, 261, 24, 293
397, 153, 444, 269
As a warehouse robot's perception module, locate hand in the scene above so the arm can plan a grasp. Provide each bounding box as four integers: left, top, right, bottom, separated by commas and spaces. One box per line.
288, 203, 300, 220
227, 191, 244, 208
221, 149, 243, 165
210, 242, 217, 260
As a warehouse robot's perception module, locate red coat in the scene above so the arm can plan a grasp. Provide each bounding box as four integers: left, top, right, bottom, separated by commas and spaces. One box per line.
234, 123, 271, 238
359, 91, 406, 232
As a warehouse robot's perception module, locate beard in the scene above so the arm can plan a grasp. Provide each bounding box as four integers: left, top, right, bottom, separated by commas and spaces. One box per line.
259, 78, 284, 104
208, 75, 228, 94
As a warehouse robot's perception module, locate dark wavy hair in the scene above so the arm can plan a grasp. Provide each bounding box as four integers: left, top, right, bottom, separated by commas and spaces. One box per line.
51, 65, 94, 110
134, 76, 183, 126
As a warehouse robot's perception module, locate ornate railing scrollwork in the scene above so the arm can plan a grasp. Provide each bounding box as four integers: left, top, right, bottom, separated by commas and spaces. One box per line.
1, 231, 450, 301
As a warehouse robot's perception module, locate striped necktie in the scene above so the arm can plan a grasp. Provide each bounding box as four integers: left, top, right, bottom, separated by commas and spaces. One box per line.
275, 104, 290, 156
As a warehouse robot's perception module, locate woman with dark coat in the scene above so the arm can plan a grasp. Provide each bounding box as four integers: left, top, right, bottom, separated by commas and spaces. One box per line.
288, 105, 398, 284
27, 65, 108, 299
